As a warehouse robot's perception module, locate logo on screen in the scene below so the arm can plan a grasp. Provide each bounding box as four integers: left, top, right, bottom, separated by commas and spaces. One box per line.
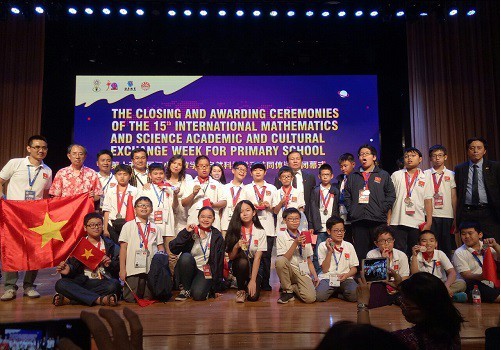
124, 81, 136, 91
92, 80, 101, 92
141, 82, 150, 91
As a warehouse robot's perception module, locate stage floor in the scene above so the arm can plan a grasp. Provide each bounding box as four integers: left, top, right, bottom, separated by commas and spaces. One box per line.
0, 268, 498, 349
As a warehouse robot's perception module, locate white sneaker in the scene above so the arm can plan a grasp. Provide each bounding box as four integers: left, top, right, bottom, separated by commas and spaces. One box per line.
1, 289, 16, 301
23, 288, 40, 298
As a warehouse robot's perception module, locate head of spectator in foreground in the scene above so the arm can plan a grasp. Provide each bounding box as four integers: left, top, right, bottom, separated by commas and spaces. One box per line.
67, 144, 87, 169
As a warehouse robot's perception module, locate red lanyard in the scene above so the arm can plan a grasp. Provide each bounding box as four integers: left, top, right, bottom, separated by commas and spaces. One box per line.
320, 188, 332, 210
281, 186, 293, 208
230, 186, 242, 207
136, 222, 150, 250
198, 176, 209, 184
241, 224, 253, 241
253, 184, 266, 202
362, 172, 371, 190
405, 171, 419, 198
432, 172, 444, 194
116, 189, 127, 214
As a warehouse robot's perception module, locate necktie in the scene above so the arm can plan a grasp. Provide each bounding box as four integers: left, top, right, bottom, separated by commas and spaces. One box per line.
292, 171, 298, 188
472, 164, 479, 205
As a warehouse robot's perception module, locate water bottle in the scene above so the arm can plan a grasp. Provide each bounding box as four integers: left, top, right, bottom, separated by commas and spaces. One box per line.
472, 285, 481, 305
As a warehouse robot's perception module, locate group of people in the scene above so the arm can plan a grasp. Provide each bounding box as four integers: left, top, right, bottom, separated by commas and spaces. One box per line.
0, 135, 499, 310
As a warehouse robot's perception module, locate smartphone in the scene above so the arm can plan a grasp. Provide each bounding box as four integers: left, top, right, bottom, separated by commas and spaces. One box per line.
0, 318, 90, 350
362, 257, 389, 282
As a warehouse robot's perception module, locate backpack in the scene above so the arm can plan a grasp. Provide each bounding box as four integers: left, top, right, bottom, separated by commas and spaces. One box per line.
147, 251, 173, 301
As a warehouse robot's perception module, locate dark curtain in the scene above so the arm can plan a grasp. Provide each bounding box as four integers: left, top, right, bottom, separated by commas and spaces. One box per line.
0, 17, 45, 167
407, 1, 499, 167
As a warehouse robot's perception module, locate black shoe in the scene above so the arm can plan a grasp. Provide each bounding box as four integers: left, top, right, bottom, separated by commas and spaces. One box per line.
277, 292, 295, 304
261, 284, 272, 291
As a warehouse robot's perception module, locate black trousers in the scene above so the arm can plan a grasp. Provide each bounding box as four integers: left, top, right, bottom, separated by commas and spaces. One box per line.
351, 220, 386, 265
392, 225, 419, 257
232, 256, 263, 301
261, 236, 275, 289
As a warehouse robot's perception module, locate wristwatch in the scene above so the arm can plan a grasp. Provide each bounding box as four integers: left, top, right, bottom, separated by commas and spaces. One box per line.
357, 303, 368, 310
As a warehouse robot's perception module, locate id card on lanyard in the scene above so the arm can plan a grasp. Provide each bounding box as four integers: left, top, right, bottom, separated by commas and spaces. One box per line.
432, 172, 444, 209
199, 232, 212, 279
26, 166, 41, 200
153, 185, 165, 224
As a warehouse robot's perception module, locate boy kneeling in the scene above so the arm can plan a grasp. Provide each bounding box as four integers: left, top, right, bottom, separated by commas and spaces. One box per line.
276, 208, 318, 304
54, 213, 121, 306
316, 216, 359, 302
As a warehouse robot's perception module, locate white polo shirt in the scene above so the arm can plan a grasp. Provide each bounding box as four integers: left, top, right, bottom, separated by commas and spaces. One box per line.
366, 248, 410, 277
220, 181, 246, 231
424, 168, 456, 219
97, 172, 117, 196
412, 249, 453, 282
182, 177, 226, 230
453, 242, 498, 287
119, 218, 165, 277
272, 186, 305, 235
191, 232, 212, 271
390, 168, 433, 228
243, 226, 268, 260
102, 184, 138, 220
0, 157, 52, 200
318, 240, 359, 280
276, 230, 314, 268
138, 184, 176, 237
241, 181, 277, 237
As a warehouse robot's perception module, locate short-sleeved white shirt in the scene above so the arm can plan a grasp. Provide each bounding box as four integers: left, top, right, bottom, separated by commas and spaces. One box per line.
366, 248, 410, 277
390, 169, 434, 228
182, 177, 225, 230
102, 184, 138, 220
241, 181, 277, 237
138, 184, 176, 237
412, 249, 453, 282
170, 177, 193, 233
272, 186, 305, 235
119, 218, 165, 277
453, 243, 498, 287
220, 182, 246, 231
276, 230, 314, 269
318, 240, 359, 280
424, 168, 456, 219
0, 157, 52, 200
98, 172, 117, 197
242, 226, 268, 260
318, 185, 336, 232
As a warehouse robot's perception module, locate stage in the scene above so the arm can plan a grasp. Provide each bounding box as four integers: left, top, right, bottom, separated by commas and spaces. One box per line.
0, 267, 498, 349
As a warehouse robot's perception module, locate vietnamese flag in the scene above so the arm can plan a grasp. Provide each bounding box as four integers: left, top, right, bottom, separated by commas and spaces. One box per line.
483, 247, 500, 288
0, 193, 95, 272
72, 238, 105, 271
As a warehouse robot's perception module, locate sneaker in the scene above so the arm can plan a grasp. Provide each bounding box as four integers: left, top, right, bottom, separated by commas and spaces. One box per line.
453, 292, 468, 303
277, 292, 295, 304
230, 278, 238, 289
23, 288, 40, 299
1, 289, 16, 301
175, 290, 190, 301
235, 290, 246, 303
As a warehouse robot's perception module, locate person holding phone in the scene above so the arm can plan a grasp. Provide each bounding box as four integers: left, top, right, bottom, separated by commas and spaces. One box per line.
225, 200, 267, 303
316, 216, 359, 302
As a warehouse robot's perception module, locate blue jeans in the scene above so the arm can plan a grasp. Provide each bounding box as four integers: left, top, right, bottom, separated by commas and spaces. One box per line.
55, 275, 121, 306
175, 253, 212, 301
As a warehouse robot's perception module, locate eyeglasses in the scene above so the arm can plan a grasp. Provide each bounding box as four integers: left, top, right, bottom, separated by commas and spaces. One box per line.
281, 175, 292, 179
286, 217, 300, 222
135, 204, 152, 208
30, 146, 48, 151
359, 152, 372, 157
86, 223, 103, 229
197, 164, 210, 169
377, 238, 395, 244
235, 167, 247, 172
431, 154, 445, 159
330, 229, 346, 234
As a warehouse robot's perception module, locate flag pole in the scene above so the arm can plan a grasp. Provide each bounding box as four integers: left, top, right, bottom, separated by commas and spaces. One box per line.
51, 236, 85, 276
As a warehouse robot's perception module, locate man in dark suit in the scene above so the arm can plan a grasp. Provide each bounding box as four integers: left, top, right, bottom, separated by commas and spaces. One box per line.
274, 150, 316, 226
455, 137, 499, 240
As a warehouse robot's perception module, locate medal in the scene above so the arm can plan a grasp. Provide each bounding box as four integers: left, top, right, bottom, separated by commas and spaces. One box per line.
404, 197, 412, 205
433, 192, 442, 199
323, 209, 328, 215
192, 233, 199, 241
116, 213, 122, 219
91, 271, 98, 278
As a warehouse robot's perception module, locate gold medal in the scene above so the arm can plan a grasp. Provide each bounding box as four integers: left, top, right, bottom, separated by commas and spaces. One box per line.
323, 209, 328, 215
116, 213, 122, 219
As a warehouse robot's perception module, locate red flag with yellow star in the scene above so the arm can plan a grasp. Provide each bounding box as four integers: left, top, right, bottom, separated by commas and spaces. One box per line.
71, 237, 105, 271
0, 193, 95, 272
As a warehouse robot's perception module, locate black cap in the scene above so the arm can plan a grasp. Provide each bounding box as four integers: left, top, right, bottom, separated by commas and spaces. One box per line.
250, 162, 266, 171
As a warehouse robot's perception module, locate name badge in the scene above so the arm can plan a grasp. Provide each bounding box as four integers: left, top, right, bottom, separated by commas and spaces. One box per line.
227, 206, 233, 218
203, 264, 212, 279
99, 195, 104, 208
25, 190, 36, 200
134, 250, 148, 269
329, 273, 341, 287
298, 260, 309, 276
358, 189, 370, 204
433, 194, 444, 209
154, 210, 163, 224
